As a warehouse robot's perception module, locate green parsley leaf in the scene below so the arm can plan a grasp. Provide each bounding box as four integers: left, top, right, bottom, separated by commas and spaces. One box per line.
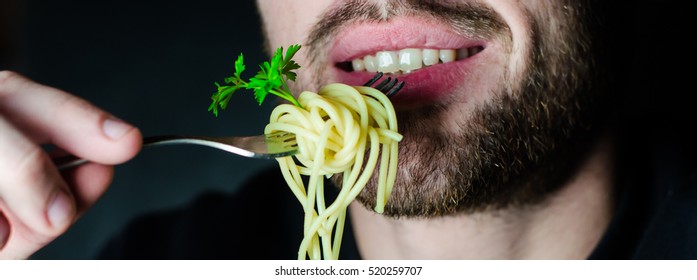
208, 44, 302, 116
234, 53, 245, 80
281, 44, 301, 81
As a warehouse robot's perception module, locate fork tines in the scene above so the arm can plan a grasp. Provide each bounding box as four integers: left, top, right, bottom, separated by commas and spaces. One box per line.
363, 72, 405, 97
266, 131, 297, 147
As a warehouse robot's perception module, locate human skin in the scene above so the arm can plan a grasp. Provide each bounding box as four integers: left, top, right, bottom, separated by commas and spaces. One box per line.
256, 0, 613, 258
0, 71, 143, 259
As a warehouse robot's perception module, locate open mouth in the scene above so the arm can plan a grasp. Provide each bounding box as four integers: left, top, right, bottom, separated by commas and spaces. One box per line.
328, 17, 494, 108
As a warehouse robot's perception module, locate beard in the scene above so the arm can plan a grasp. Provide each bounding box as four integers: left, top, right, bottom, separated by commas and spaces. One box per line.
293, 0, 606, 217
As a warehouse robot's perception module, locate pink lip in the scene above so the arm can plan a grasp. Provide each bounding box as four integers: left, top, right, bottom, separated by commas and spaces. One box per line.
329, 17, 488, 108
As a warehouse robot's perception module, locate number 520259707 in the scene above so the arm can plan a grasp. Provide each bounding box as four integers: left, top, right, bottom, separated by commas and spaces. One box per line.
367, 266, 423, 276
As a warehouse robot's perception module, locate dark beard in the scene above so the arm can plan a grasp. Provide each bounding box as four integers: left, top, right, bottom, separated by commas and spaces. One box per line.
301, 0, 606, 217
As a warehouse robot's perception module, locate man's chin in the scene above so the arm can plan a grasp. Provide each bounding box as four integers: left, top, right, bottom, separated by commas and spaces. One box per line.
351, 111, 474, 218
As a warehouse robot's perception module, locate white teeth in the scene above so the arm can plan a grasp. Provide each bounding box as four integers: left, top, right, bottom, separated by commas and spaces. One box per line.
352, 59, 365, 72
364, 55, 377, 72
422, 49, 439, 66
439, 49, 456, 63
376, 51, 400, 73
351, 47, 480, 73
399, 48, 423, 73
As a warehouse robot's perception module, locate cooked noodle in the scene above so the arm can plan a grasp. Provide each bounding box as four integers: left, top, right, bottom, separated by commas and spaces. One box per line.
264, 83, 401, 260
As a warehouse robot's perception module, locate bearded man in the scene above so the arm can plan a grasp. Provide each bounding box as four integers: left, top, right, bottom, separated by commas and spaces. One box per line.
0, 1, 694, 260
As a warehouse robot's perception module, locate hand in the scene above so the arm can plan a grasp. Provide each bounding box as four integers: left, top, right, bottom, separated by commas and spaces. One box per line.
0, 71, 142, 259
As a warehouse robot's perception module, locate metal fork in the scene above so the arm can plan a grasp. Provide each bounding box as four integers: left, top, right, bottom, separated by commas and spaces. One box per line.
54, 132, 298, 170
54, 72, 404, 170
363, 72, 405, 97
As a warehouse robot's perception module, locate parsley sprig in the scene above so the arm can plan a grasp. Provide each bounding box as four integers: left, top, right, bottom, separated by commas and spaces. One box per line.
209, 44, 302, 116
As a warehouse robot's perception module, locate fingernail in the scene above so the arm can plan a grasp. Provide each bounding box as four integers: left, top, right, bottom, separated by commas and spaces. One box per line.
103, 117, 133, 140
48, 192, 74, 228
0, 214, 8, 250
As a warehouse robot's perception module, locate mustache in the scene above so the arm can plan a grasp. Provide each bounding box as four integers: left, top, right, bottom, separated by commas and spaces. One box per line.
304, 0, 510, 73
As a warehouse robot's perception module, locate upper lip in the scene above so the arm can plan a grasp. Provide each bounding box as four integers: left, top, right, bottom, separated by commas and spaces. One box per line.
330, 17, 486, 64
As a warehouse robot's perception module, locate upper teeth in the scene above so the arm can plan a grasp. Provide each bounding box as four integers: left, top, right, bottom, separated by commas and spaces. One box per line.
351, 47, 479, 74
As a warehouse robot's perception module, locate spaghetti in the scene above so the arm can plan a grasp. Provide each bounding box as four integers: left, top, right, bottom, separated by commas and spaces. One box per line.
264, 83, 401, 260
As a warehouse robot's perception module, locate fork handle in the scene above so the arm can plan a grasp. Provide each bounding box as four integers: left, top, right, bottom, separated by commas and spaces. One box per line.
53, 155, 89, 170
52, 135, 255, 170
52, 135, 188, 170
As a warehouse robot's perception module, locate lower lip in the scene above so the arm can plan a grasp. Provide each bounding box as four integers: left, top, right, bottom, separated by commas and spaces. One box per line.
332, 57, 474, 108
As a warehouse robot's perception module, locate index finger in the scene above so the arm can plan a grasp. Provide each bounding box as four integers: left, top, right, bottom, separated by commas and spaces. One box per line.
0, 71, 142, 164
